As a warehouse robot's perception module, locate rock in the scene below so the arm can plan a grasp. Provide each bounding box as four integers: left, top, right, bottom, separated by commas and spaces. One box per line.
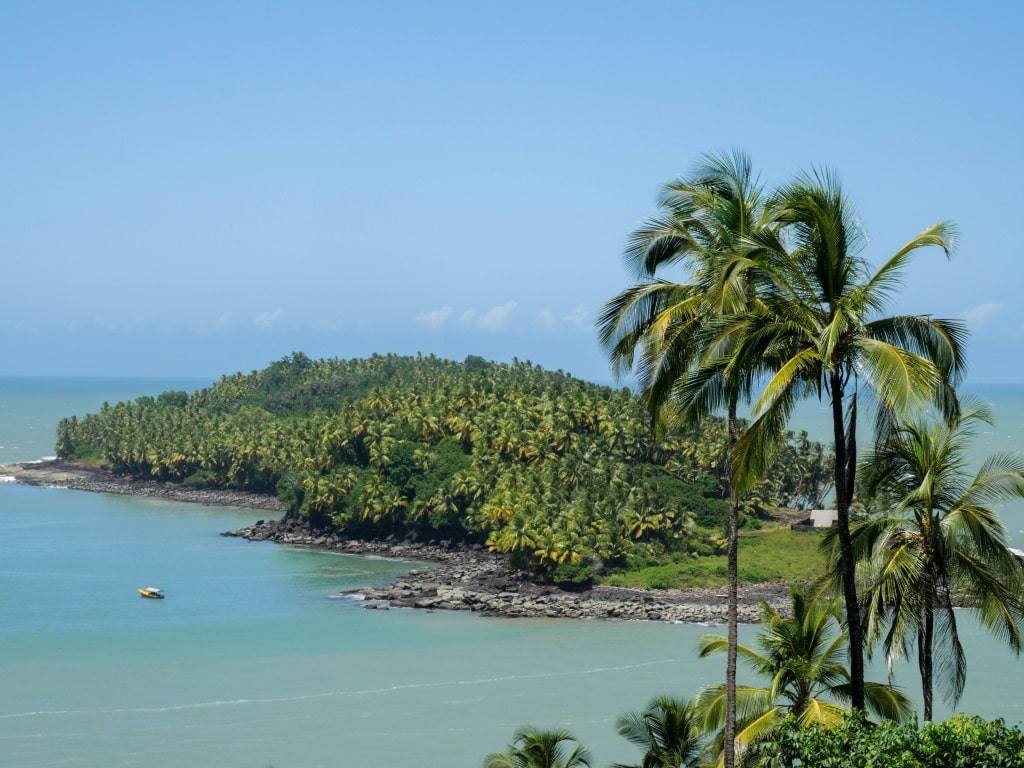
215, 512, 791, 625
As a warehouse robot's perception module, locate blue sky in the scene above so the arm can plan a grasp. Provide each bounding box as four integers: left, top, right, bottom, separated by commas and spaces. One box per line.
2, 1, 1022, 382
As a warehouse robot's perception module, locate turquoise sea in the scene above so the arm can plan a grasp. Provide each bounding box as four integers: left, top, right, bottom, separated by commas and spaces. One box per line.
1, 378, 1023, 767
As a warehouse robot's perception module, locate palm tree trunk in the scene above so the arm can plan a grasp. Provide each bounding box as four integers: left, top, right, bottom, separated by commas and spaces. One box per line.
917, 531, 937, 723
724, 398, 740, 768
829, 371, 866, 711
918, 610, 934, 721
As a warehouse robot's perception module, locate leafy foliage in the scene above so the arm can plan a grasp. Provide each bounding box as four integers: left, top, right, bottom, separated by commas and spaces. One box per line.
697, 589, 912, 763
483, 728, 592, 768
849, 403, 1024, 720
726, 169, 966, 714
55, 353, 828, 576
755, 712, 1024, 768
612, 696, 705, 768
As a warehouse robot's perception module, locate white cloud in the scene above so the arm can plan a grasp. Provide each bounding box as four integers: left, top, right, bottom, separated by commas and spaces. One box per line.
415, 306, 452, 330
538, 304, 589, 330
561, 304, 588, 327
477, 301, 518, 331
253, 309, 284, 328
961, 302, 1002, 329
423, 301, 520, 332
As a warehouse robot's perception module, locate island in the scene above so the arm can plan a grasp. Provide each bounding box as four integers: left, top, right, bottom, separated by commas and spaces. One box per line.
30, 352, 834, 622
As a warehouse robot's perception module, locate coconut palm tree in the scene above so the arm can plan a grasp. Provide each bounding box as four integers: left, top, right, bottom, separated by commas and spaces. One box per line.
697, 589, 912, 766
733, 170, 966, 709
613, 696, 705, 768
60, 352, 829, 582
855, 402, 1024, 721
598, 150, 776, 768
483, 727, 592, 768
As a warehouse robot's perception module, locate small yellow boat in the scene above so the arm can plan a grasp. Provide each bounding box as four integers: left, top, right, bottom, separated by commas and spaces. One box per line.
138, 587, 165, 599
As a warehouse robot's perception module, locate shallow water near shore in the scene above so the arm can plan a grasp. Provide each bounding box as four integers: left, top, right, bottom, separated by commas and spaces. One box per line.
0, 484, 742, 767
2, 378, 1024, 767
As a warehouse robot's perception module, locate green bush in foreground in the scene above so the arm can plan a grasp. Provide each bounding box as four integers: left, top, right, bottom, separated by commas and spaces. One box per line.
755, 712, 1024, 768
483, 714, 1024, 768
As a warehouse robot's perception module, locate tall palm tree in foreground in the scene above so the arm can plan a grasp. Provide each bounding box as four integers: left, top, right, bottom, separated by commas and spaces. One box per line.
598, 151, 775, 768
734, 171, 965, 709
855, 403, 1024, 721
483, 727, 592, 768
612, 696, 705, 768
697, 589, 912, 765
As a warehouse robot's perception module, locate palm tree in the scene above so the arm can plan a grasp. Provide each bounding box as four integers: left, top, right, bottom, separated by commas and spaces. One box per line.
855, 402, 1024, 721
733, 170, 966, 709
483, 727, 592, 768
62, 352, 831, 584
598, 150, 775, 768
697, 589, 912, 765
613, 696, 705, 768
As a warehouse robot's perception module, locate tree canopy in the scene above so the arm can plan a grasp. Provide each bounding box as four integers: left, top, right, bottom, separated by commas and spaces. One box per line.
56, 353, 830, 577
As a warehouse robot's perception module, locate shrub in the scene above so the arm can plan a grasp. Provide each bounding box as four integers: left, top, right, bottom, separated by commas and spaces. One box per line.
761, 713, 1024, 768
919, 715, 1024, 767
550, 561, 594, 590
182, 469, 222, 489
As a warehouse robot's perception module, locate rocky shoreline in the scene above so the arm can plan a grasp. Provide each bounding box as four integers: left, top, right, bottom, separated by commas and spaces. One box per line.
0, 460, 284, 511
227, 517, 789, 623
2, 460, 789, 624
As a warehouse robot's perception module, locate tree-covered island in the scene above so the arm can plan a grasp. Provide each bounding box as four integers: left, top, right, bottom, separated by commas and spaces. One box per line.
55, 352, 832, 589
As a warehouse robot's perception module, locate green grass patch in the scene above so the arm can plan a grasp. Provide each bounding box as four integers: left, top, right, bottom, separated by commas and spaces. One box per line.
601, 527, 825, 589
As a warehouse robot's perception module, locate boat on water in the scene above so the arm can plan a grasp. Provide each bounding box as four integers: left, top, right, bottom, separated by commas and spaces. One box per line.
138, 587, 164, 599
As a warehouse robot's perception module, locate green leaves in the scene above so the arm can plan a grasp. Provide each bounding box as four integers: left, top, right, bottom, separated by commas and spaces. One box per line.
696, 589, 912, 763
613, 696, 705, 768
864, 221, 959, 306
483, 728, 592, 768
759, 713, 1024, 768
63, 353, 831, 579
857, 338, 941, 413
858, 407, 1024, 712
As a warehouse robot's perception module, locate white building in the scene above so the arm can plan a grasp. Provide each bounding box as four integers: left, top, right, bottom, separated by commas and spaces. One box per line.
808, 509, 838, 528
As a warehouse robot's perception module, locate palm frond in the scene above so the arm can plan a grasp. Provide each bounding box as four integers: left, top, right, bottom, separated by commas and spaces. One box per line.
861, 222, 958, 309
857, 338, 940, 414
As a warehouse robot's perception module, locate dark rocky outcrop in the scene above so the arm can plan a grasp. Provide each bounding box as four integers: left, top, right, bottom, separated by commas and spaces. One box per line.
227, 518, 789, 623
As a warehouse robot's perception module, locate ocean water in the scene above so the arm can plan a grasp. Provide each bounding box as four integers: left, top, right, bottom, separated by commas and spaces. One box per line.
1, 378, 1023, 767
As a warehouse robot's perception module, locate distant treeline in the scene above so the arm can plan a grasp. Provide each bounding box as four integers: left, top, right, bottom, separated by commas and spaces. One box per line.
56, 353, 831, 580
